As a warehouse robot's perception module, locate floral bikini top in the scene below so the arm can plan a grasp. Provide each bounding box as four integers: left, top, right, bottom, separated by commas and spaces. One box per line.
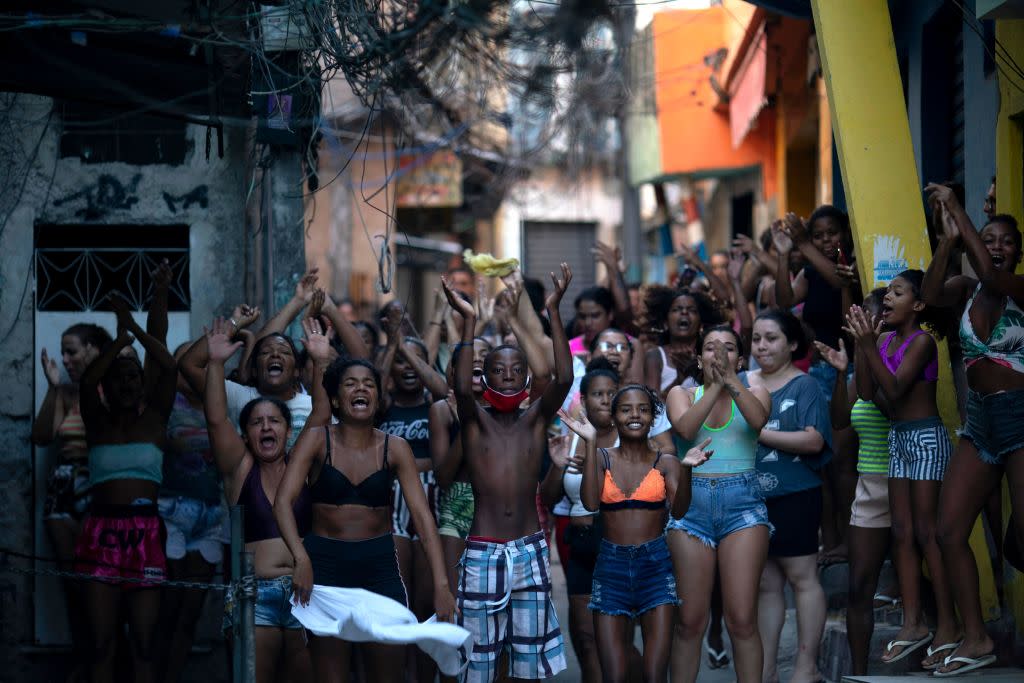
959, 283, 1024, 374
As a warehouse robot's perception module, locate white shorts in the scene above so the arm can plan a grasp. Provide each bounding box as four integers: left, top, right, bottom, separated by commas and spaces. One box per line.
158, 496, 227, 564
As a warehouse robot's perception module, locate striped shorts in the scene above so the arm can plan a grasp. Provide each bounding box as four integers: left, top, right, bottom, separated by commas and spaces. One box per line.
888, 417, 951, 481
457, 531, 567, 682
392, 469, 440, 541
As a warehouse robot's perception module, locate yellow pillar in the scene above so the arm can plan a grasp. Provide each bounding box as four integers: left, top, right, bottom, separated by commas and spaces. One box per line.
995, 17, 1024, 633
811, 0, 998, 619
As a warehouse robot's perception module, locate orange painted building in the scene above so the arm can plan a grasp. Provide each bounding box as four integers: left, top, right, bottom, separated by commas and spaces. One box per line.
629, 2, 828, 247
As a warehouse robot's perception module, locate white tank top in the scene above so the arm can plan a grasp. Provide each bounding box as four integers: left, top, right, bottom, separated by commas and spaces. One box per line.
562, 433, 618, 517
658, 346, 678, 393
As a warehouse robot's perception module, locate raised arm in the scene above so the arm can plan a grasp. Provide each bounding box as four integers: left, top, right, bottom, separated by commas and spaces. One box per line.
772, 223, 802, 308
422, 288, 448, 366
255, 267, 319, 340
398, 340, 448, 402
502, 279, 551, 387
678, 243, 731, 305
560, 410, 601, 512
110, 294, 177, 418
203, 320, 248, 483
180, 303, 260, 395
441, 275, 481, 433
539, 434, 572, 509
593, 242, 634, 330
814, 339, 855, 429
927, 183, 1021, 302
502, 269, 555, 369
538, 264, 575, 420
32, 349, 66, 445
785, 213, 849, 291
300, 317, 336, 429
321, 292, 370, 360
80, 328, 135, 430
728, 253, 753, 347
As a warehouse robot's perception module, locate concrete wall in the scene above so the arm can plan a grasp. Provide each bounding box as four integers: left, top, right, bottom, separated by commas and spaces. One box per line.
497, 165, 622, 262
0, 92, 264, 677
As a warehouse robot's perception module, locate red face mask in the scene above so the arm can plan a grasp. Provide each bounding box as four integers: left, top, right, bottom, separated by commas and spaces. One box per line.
482, 378, 530, 413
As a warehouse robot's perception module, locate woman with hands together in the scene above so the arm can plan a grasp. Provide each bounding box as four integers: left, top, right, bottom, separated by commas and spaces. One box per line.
665, 325, 771, 683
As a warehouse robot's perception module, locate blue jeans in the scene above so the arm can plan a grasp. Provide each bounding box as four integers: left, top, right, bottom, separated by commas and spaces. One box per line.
963, 388, 1024, 465
589, 536, 678, 618
666, 471, 772, 547
223, 575, 303, 633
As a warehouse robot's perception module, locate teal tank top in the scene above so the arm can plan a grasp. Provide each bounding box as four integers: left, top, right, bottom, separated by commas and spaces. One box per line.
849, 399, 890, 475
688, 386, 759, 475
89, 443, 164, 487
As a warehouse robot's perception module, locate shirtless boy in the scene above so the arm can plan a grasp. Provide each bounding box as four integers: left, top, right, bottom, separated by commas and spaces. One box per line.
439, 264, 574, 682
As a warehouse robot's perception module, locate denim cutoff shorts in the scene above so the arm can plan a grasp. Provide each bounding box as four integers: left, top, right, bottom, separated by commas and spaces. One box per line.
962, 388, 1024, 465
665, 471, 772, 547
223, 575, 303, 633
589, 535, 678, 618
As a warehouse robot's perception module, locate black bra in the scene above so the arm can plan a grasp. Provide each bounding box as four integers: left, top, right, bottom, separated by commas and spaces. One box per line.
308, 428, 392, 508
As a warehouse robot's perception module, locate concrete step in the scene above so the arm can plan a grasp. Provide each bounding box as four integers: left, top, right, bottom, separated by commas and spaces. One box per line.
841, 669, 1023, 682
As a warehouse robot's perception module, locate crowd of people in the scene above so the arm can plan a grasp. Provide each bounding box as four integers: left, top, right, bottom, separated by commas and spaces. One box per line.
31, 178, 1024, 682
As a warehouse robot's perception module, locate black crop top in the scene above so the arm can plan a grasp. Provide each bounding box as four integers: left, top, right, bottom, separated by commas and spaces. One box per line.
308, 427, 393, 508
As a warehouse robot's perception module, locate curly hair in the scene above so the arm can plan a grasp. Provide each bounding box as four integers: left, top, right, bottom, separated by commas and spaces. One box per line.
640, 286, 725, 345
322, 357, 383, 419
580, 365, 620, 397
611, 383, 665, 420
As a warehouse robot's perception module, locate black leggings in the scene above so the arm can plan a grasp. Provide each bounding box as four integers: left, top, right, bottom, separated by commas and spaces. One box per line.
303, 533, 408, 606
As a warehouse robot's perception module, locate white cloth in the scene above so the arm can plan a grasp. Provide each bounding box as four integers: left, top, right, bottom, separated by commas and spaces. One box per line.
291, 585, 472, 676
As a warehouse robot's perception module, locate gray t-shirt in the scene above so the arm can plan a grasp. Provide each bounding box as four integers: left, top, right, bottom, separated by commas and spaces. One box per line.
752, 373, 832, 498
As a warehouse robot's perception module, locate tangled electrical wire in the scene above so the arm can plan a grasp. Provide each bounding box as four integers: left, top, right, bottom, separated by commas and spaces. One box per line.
299, 0, 631, 179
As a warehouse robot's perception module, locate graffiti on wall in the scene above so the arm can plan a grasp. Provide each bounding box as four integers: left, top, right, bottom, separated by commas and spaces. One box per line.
53, 174, 142, 220
162, 185, 208, 213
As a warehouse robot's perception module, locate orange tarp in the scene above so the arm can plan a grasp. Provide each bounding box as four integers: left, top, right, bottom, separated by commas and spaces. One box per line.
652, 8, 777, 198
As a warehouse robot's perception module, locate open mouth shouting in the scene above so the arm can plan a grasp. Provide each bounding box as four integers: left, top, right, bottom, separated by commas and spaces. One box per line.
266, 360, 285, 379
991, 253, 1007, 268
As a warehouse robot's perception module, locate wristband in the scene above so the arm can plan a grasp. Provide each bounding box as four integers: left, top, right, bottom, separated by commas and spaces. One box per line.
451, 342, 472, 353
229, 318, 239, 329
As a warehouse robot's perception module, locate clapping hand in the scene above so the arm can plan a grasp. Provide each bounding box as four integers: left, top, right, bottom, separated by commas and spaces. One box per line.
441, 275, 475, 319
558, 408, 597, 442
681, 437, 713, 467
40, 348, 62, 386
843, 305, 881, 346
294, 267, 320, 304
813, 339, 849, 373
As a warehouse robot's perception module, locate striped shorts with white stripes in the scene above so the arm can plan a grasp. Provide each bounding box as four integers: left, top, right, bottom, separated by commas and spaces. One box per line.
888, 416, 951, 481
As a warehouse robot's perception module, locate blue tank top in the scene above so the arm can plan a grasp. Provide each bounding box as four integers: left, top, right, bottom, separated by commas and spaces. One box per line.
688, 386, 759, 475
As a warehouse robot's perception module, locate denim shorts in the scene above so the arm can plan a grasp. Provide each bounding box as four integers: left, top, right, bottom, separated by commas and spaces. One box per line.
666, 471, 772, 547
589, 535, 679, 618
223, 575, 303, 633
962, 388, 1024, 465
157, 496, 227, 563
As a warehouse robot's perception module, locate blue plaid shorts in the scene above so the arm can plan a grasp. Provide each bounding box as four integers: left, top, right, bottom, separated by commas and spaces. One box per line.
457, 531, 567, 682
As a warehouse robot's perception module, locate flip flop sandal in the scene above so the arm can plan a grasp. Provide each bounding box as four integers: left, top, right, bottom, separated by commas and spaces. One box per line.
873, 593, 901, 608
922, 641, 962, 670
933, 652, 997, 677
882, 632, 933, 664
705, 639, 730, 669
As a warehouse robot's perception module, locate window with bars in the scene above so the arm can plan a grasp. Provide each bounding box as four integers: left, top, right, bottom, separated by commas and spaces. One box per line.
34, 224, 190, 312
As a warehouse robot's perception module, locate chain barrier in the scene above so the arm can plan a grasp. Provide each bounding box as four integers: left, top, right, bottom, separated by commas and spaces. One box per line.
0, 547, 237, 593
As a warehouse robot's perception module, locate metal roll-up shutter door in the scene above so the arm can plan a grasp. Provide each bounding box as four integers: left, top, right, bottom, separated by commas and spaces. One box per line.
521, 220, 597, 323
